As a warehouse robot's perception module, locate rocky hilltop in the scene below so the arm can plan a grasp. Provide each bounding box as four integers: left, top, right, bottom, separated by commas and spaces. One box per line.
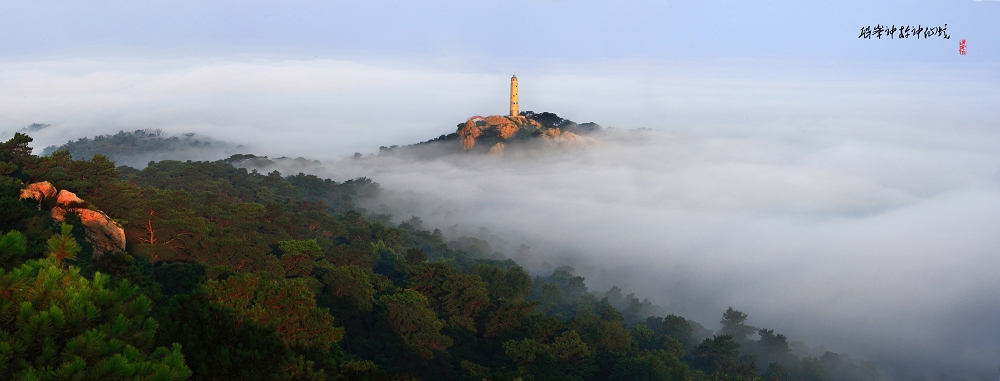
410, 111, 601, 155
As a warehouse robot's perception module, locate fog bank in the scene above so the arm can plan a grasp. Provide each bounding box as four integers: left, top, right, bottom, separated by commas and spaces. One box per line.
322, 128, 1000, 379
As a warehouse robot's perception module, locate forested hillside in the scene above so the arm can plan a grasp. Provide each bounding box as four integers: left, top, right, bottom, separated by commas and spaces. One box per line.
0, 133, 881, 381
42, 129, 242, 168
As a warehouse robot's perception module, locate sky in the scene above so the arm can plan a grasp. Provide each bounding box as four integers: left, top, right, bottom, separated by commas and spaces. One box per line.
2, 1, 1000, 379
1, 0, 997, 62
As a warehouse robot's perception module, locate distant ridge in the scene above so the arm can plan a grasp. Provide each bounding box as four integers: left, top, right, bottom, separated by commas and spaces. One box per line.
43, 129, 246, 168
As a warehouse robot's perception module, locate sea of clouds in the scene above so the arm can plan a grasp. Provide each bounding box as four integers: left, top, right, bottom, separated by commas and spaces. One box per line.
2, 56, 999, 379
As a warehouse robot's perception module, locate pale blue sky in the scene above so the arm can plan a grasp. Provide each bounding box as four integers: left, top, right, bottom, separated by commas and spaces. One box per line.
2, 0, 997, 63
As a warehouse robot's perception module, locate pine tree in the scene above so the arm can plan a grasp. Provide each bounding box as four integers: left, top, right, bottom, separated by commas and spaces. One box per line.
0, 232, 191, 380
46, 223, 81, 266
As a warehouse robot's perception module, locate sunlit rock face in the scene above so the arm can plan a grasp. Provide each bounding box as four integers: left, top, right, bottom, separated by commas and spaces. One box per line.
454, 114, 585, 152
458, 117, 483, 151
488, 142, 505, 155
20, 182, 126, 255
19, 181, 57, 206
55, 189, 86, 208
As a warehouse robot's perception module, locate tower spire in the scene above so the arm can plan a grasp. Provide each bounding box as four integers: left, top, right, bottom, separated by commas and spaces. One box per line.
510, 74, 518, 117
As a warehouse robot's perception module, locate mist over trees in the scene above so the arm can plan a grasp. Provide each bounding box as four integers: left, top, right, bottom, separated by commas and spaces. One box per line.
42, 129, 245, 168
1, 132, 882, 380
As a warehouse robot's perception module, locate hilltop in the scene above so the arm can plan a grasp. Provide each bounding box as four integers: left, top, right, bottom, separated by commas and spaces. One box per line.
43, 129, 244, 168
406, 111, 602, 156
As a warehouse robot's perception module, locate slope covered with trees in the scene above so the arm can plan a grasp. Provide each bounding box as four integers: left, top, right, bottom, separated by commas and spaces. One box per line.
42, 130, 243, 168
1, 133, 880, 381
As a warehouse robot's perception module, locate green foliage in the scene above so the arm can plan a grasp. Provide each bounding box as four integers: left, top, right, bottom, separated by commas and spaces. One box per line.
332, 360, 404, 381
157, 291, 289, 380
501, 331, 598, 380
404, 262, 490, 333
0, 133, 34, 169
203, 273, 344, 349
719, 307, 758, 344
46, 223, 81, 265
0, 258, 191, 380
471, 262, 532, 301
756, 328, 792, 368
377, 289, 453, 359
403, 248, 426, 265
42, 130, 238, 169
279, 239, 325, 277
323, 264, 379, 315
694, 335, 741, 374
608, 347, 690, 381
0, 230, 27, 269
0, 177, 43, 236
280, 239, 325, 258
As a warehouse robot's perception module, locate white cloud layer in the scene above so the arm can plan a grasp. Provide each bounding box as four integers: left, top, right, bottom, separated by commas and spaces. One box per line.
2, 56, 999, 379
328, 129, 1000, 379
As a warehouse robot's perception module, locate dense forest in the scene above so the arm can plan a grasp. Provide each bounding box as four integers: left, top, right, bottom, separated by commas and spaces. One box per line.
0, 132, 881, 381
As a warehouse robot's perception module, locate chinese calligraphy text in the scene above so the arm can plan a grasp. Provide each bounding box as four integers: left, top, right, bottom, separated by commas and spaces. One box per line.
858, 24, 949, 39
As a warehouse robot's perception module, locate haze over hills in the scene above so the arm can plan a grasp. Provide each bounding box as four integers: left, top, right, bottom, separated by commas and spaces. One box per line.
2, 113, 894, 380
40, 111, 602, 166
8, 58, 1000, 381
42, 129, 246, 168
24, 80, 1000, 379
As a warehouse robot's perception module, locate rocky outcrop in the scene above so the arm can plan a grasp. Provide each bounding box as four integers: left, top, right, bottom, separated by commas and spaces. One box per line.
488, 143, 505, 155
71, 209, 126, 255
56, 189, 86, 208
455, 115, 543, 151
452, 113, 595, 152
19, 181, 57, 208
541, 128, 595, 147
483, 115, 519, 139
20, 182, 125, 255
458, 118, 483, 151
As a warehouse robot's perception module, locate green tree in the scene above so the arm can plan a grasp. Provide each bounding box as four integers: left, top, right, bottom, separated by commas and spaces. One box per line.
157, 291, 289, 380
480, 299, 536, 339
377, 289, 453, 359
608, 345, 690, 381
46, 223, 81, 265
693, 334, 741, 374
278, 239, 325, 278
0, 230, 27, 269
502, 332, 597, 381
405, 262, 490, 333
0, 176, 44, 243
403, 248, 426, 265
0, 257, 191, 380
719, 307, 757, 344
471, 262, 532, 301
756, 328, 791, 368
0, 133, 35, 177
203, 273, 344, 349
322, 264, 382, 325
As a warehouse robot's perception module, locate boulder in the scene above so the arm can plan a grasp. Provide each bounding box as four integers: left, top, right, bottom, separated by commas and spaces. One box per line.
56, 189, 86, 208
22, 182, 126, 255
19, 181, 57, 204
73, 209, 126, 254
